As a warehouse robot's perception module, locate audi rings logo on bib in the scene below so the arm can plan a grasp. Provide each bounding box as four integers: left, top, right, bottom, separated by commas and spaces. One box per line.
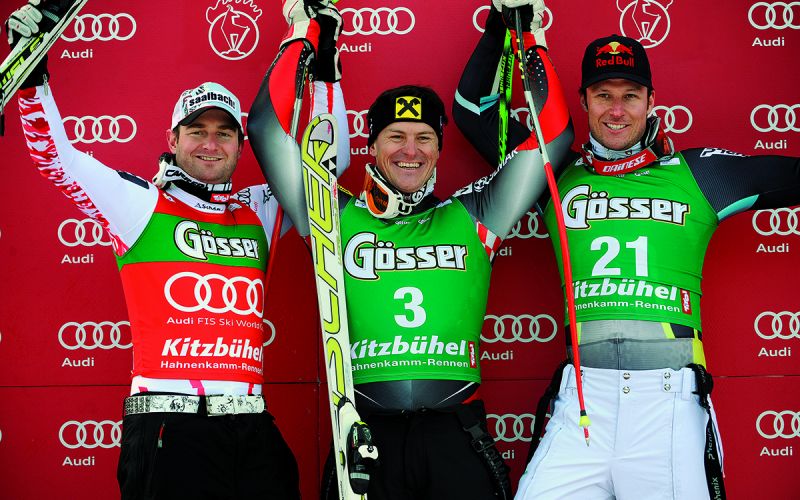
752, 208, 800, 236
617, 0, 673, 48
59, 420, 121, 449
58, 218, 112, 247
487, 413, 536, 443
507, 211, 549, 240
62, 13, 136, 42
164, 272, 265, 317
652, 105, 693, 134
471, 5, 553, 33
482, 314, 557, 344
206, 0, 263, 61
63, 115, 137, 144
754, 311, 800, 340
58, 321, 132, 350
341, 7, 415, 36
749, 2, 800, 30
757, 410, 800, 439
750, 104, 800, 133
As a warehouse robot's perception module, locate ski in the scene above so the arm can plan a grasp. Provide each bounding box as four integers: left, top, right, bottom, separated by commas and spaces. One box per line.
300, 113, 376, 500
1, 0, 88, 118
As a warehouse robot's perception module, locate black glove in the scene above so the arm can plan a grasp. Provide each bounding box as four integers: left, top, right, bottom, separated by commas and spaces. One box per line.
315, 6, 342, 82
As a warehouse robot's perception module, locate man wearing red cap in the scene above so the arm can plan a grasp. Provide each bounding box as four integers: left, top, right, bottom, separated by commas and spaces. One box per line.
249, 1, 572, 498
455, 11, 800, 500
3, 0, 347, 497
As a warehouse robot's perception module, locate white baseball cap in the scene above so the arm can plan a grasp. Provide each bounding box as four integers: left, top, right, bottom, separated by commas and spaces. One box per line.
170, 82, 243, 132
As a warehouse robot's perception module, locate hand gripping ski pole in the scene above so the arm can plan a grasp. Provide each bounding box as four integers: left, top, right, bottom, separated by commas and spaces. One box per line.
301, 113, 377, 499
0, 0, 88, 135
511, 9, 592, 444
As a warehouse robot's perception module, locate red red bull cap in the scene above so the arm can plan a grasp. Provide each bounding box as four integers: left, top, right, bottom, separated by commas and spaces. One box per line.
581, 34, 652, 90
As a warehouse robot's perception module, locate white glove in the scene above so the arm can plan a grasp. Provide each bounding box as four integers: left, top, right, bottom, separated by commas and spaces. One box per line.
6, 0, 44, 46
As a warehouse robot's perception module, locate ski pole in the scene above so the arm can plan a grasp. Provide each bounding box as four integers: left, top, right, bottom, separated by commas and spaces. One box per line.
511, 8, 591, 445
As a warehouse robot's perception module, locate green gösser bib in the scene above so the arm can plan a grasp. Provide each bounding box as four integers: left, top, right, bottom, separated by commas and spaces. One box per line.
544, 154, 718, 331
342, 198, 492, 385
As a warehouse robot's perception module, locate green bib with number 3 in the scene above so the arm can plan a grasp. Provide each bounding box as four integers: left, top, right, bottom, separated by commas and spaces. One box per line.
544, 153, 718, 331
341, 197, 491, 385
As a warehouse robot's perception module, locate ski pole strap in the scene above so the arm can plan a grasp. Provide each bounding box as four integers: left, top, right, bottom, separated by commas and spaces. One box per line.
527, 359, 569, 463
454, 402, 512, 500
687, 363, 726, 500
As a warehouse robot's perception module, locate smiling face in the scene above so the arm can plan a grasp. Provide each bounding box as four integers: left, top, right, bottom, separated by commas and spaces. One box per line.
581, 78, 654, 151
167, 108, 242, 184
369, 121, 439, 193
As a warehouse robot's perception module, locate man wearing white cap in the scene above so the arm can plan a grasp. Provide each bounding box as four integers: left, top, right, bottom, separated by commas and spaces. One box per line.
3, 0, 339, 497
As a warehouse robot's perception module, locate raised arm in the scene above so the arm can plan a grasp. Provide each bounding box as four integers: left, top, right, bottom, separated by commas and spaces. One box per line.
247, 1, 348, 238
452, 1, 574, 239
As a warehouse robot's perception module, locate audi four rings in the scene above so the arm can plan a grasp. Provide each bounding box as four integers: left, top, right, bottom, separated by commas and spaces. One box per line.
63, 115, 137, 144
471, 5, 553, 33
62, 13, 136, 42
652, 105, 693, 134
487, 413, 536, 443
750, 104, 800, 133
347, 110, 368, 138
58, 321, 132, 350
748, 2, 800, 30
751, 208, 800, 236
58, 218, 112, 247
507, 212, 549, 240
59, 420, 122, 449
754, 311, 800, 339
482, 314, 558, 343
756, 410, 800, 439
341, 7, 415, 36
164, 272, 265, 317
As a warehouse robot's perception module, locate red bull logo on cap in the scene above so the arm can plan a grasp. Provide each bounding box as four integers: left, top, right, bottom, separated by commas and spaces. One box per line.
596, 41, 634, 56
595, 41, 635, 69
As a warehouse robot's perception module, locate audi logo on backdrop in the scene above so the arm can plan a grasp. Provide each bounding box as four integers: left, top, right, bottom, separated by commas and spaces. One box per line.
748, 2, 800, 30
751, 208, 800, 236
472, 5, 553, 33
63, 115, 137, 144
508, 211, 549, 239
754, 311, 800, 340
510, 107, 534, 132
341, 7, 415, 36
263, 318, 276, 347
750, 104, 800, 133
348, 109, 368, 139
482, 314, 558, 343
62, 13, 136, 42
756, 410, 800, 439
58, 321, 132, 350
59, 420, 121, 449
164, 272, 264, 317
487, 413, 536, 443
652, 105, 693, 134
58, 218, 112, 247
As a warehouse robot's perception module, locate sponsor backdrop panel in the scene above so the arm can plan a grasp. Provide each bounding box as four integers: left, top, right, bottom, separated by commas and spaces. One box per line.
0, 0, 797, 498
712, 375, 799, 498
0, 384, 320, 500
